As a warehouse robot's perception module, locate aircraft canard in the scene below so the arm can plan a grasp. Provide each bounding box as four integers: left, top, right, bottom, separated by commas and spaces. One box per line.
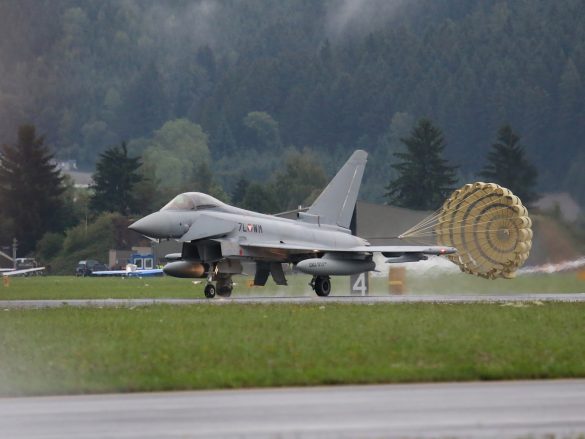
129, 150, 456, 298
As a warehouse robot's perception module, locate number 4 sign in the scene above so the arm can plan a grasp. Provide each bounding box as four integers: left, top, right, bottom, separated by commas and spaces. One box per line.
350, 272, 369, 296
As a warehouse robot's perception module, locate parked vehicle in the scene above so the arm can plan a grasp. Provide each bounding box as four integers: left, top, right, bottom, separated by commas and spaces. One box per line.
12, 258, 43, 276
75, 260, 107, 276
15, 258, 38, 270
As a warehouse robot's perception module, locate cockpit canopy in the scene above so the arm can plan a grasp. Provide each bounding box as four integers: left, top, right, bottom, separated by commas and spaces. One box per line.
161, 192, 221, 211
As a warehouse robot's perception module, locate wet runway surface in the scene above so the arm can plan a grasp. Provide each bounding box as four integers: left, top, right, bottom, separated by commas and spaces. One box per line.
2, 380, 585, 438
1, 293, 585, 308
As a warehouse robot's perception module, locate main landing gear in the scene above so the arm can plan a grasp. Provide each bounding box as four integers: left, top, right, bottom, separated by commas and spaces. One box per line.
204, 273, 233, 299
310, 275, 331, 297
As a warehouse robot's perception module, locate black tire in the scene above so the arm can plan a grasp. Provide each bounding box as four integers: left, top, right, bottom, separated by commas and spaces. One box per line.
217, 287, 232, 298
315, 276, 331, 297
204, 284, 216, 298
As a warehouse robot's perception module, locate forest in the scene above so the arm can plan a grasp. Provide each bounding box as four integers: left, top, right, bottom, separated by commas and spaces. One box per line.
1, 0, 584, 206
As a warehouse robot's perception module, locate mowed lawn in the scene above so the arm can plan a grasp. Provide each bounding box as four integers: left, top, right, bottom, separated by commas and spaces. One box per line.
0, 270, 584, 300
1, 302, 585, 396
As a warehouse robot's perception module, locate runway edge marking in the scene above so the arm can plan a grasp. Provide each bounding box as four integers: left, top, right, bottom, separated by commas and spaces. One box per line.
2, 294, 585, 309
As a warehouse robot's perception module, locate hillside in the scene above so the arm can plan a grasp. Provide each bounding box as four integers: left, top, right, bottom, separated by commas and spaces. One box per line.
0, 0, 584, 203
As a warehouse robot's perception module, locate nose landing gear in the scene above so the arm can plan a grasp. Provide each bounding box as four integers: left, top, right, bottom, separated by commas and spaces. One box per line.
204, 283, 216, 298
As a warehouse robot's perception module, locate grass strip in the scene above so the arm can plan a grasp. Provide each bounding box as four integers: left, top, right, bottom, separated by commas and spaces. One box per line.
1, 272, 584, 300
1, 302, 585, 396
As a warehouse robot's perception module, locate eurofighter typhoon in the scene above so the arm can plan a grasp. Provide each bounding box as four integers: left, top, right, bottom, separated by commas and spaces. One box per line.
129, 150, 456, 298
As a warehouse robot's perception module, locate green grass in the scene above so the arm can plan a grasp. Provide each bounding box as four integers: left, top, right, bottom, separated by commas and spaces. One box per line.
372, 270, 585, 295
0, 270, 584, 300
0, 275, 202, 300
1, 303, 585, 396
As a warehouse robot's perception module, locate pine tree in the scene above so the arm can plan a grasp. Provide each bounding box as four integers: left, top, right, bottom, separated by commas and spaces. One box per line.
0, 125, 65, 255
90, 142, 143, 215
479, 124, 538, 204
385, 119, 458, 210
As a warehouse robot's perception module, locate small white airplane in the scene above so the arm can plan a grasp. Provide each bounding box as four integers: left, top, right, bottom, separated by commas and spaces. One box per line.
1, 267, 46, 277
90, 264, 163, 277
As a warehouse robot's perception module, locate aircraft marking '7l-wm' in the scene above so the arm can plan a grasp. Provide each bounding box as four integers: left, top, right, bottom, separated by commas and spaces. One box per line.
129, 150, 455, 298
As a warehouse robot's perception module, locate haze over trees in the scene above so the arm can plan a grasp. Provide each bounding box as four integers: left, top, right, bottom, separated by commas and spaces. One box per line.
0, 0, 582, 203
0, 0, 582, 261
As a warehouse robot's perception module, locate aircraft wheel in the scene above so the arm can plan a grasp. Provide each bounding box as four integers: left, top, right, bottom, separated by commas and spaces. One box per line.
217, 287, 232, 298
204, 284, 216, 299
216, 274, 233, 298
314, 276, 331, 297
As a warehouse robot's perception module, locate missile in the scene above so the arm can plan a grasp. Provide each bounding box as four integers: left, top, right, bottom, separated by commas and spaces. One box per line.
296, 258, 375, 276
163, 261, 208, 278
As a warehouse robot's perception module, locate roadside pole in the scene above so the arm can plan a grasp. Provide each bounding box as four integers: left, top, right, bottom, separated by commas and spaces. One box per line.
12, 238, 17, 270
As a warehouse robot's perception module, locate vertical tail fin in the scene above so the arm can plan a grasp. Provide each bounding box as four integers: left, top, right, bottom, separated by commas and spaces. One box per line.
306, 150, 367, 228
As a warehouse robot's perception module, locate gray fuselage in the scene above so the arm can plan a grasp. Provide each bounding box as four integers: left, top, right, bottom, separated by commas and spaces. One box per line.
129, 195, 368, 265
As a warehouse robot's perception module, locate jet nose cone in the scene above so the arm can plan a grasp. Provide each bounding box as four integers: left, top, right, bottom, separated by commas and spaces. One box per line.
129, 212, 174, 238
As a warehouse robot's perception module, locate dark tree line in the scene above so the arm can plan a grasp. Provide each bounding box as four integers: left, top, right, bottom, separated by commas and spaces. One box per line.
386, 120, 538, 210
0, 117, 540, 259
0, 0, 583, 204
0, 126, 65, 255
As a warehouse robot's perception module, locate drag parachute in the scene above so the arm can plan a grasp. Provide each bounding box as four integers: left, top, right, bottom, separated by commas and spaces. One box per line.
399, 182, 532, 279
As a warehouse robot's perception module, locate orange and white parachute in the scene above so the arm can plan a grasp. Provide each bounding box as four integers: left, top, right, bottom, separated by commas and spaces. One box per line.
399, 182, 532, 279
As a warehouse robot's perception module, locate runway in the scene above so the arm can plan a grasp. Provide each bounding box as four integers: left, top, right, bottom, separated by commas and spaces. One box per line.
1, 293, 585, 308
1, 380, 585, 438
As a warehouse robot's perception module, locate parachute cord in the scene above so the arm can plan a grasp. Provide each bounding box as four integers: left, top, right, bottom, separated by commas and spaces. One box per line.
399, 205, 513, 238
402, 197, 515, 237
398, 206, 445, 238
398, 195, 505, 238
362, 235, 401, 240
397, 235, 435, 246
402, 212, 515, 238
397, 213, 518, 239
399, 214, 443, 238
399, 215, 509, 239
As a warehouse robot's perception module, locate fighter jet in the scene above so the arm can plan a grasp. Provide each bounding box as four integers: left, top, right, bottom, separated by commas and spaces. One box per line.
129, 150, 456, 298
